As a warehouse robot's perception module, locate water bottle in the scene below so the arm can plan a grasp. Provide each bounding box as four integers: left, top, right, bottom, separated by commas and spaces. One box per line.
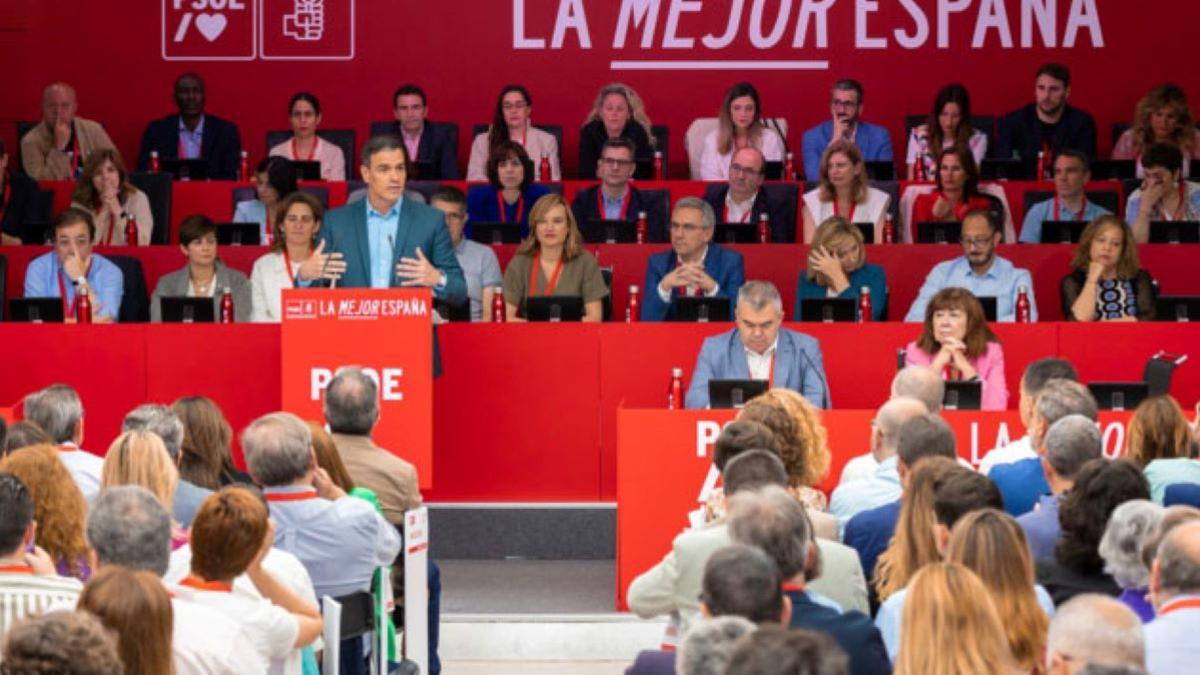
858, 287, 873, 323
149, 151, 160, 173
757, 214, 770, 244
239, 150, 250, 182
220, 287, 234, 323
539, 153, 551, 181
75, 279, 91, 324
653, 151, 664, 180
626, 284, 641, 323
667, 368, 683, 410
491, 287, 506, 323
635, 211, 648, 244
125, 216, 138, 247
1016, 286, 1031, 323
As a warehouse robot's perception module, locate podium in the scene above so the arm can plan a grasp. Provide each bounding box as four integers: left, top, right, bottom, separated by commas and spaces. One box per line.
281, 288, 434, 488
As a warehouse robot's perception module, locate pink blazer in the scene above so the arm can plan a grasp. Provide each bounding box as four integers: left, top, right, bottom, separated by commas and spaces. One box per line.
903, 340, 1009, 410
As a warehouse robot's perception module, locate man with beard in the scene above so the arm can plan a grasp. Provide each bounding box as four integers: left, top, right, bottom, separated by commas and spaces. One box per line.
997, 63, 1097, 176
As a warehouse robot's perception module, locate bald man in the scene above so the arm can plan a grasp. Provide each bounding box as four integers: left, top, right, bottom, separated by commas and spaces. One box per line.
1146, 521, 1200, 674
830, 397, 928, 528
1045, 594, 1145, 674
20, 82, 115, 180
703, 147, 797, 242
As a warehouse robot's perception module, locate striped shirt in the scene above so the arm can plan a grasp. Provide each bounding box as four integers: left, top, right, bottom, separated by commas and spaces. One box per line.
0, 571, 83, 639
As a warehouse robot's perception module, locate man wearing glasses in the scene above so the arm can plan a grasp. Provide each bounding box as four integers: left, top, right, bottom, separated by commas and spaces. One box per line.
800, 79, 894, 181
905, 209, 1038, 322
702, 147, 796, 242
570, 138, 667, 241
430, 185, 501, 321
640, 197, 745, 321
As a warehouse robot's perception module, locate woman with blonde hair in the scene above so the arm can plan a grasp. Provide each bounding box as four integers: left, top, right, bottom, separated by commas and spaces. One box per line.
1124, 395, 1200, 503
795, 215, 887, 321
873, 456, 959, 602
77, 566, 175, 675
579, 83, 656, 179
1113, 83, 1200, 176
0, 444, 90, 580
895, 562, 1021, 675
101, 430, 186, 548
800, 140, 892, 242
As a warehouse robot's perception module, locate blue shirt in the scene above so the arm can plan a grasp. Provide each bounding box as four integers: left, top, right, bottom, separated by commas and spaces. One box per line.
988, 456, 1050, 517
1016, 493, 1063, 561
801, 119, 894, 182
24, 251, 123, 321
1019, 197, 1111, 243
365, 198, 402, 289
795, 263, 888, 321
178, 115, 205, 159
1125, 183, 1200, 223
232, 199, 269, 242
829, 456, 901, 534
904, 255, 1037, 322
843, 499, 901, 584
601, 188, 629, 220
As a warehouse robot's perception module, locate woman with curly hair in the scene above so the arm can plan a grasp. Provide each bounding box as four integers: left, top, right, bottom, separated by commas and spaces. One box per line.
1, 610, 122, 675
1113, 83, 1200, 177
0, 445, 91, 581
737, 389, 831, 504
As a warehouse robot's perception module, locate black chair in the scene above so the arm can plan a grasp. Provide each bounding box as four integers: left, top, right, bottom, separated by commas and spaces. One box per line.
868, 180, 901, 223
106, 255, 149, 323
128, 172, 173, 244
1020, 190, 1121, 218
1144, 351, 1187, 396
601, 266, 613, 321
231, 185, 330, 212
1089, 160, 1137, 180
863, 161, 895, 181
638, 188, 671, 242
472, 123, 564, 156
265, 129, 357, 180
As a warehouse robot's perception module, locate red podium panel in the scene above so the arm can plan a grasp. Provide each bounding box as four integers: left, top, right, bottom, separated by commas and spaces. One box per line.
281, 288, 434, 488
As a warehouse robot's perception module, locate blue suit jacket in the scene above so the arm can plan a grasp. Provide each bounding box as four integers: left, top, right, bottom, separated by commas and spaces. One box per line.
786, 590, 892, 675
684, 327, 829, 409
640, 244, 744, 322
843, 499, 900, 585
570, 184, 668, 243
136, 114, 242, 179
988, 456, 1049, 517
801, 120, 894, 181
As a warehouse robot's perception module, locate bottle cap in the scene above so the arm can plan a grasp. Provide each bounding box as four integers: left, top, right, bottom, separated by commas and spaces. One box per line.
637, 211, 647, 219
150, 150, 158, 157
671, 367, 683, 377
759, 213, 768, 221
223, 286, 232, 293
860, 286, 871, 294
629, 284, 639, 293
1018, 285, 1028, 292
240, 150, 248, 157
654, 150, 662, 158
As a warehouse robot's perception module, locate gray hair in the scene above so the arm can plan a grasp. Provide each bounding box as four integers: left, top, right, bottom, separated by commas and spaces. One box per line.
122, 404, 185, 461
875, 397, 929, 456
728, 485, 810, 579
1037, 379, 1099, 425
1100, 500, 1164, 590
324, 367, 379, 436
86, 486, 171, 577
891, 366, 945, 413
736, 281, 783, 313
241, 412, 313, 487
22, 384, 82, 444
1044, 414, 1103, 480
1156, 521, 1200, 598
1047, 594, 1145, 670
673, 196, 716, 230
361, 134, 407, 168
677, 616, 757, 675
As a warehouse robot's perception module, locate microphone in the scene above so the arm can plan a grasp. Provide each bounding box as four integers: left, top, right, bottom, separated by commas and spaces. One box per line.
797, 344, 831, 410
387, 234, 397, 287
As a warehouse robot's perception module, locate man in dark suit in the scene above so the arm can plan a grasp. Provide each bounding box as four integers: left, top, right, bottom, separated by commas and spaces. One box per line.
729, 485, 891, 675
0, 140, 44, 245
640, 197, 744, 322
387, 84, 460, 179
136, 73, 242, 180
997, 63, 1097, 176
703, 147, 796, 242
570, 137, 667, 241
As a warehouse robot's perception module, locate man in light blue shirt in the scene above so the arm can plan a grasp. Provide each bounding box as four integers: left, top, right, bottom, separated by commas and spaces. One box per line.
829, 397, 927, 532
430, 186, 502, 321
801, 79, 893, 180
24, 208, 122, 322
1020, 150, 1111, 243
1145, 521, 1200, 675
906, 209, 1037, 322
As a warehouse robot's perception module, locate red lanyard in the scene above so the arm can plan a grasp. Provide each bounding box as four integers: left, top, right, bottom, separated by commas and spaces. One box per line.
265, 489, 318, 502
723, 203, 752, 223
1053, 196, 1087, 221
1158, 597, 1200, 616
280, 249, 303, 288
291, 136, 317, 161
179, 576, 233, 593
70, 134, 80, 176
781, 581, 804, 593
529, 252, 564, 297
0, 564, 33, 574
56, 258, 93, 317
832, 199, 856, 222
497, 192, 524, 224
596, 188, 631, 220
102, 210, 117, 246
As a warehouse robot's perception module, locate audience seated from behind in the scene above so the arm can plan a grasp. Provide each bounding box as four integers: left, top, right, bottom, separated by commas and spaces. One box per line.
0, 139, 43, 245
250, 191, 345, 322
467, 84, 559, 181
702, 146, 795, 242
21, 384, 103, 500
978, 357, 1079, 475
801, 140, 892, 243
905, 83, 988, 181
101, 430, 188, 549
735, 389, 834, 516
69, 148, 153, 246
699, 82, 785, 181
137, 72, 242, 179
1144, 520, 1200, 674
500, 193, 607, 322
1112, 84, 1200, 178
21, 82, 115, 181
1098, 500, 1166, 622
1125, 396, 1200, 504
1061, 215, 1158, 322
267, 92, 346, 181
23, 208, 123, 322
121, 402, 212, 529
1020, 150, 1112, 243
0, 445, 90, 581
829, 396, 927, 527
1045, 594, 1146, 674
1126, 143, 1200, 243
151, 214, 251, 322
233, 156, 298, 243
801, 79, 894, 181
640, 196, 744, 322
685, 282, 829, 409
77, 565, 176, 675
1017, 415, 1103, 560
903, 287, 1009, 410
795, 216, 887, 321
171, 395, 253, 489
838, 366, 943, 485
571, 137, 667, 241
905, 209, 1036, 322
578, 83, 656, 180
466, 140, 552, 240
431, 185, 502, 321
725, 624, 849, 675
996, 63, 1097, 168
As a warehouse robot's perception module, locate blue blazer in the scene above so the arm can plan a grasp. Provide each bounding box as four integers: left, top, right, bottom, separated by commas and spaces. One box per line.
703, 184, 796, 243
801, 120, 894, 181
640, 244, 744, 322
684, 327, 829, 409
136, 114, 242, 179
795, 263, 888, 321
316, 198, 466, 304
466, 184, 552, 240
379, 121, 460, 179
570, 184, 668, 243
785, 590, 892, 675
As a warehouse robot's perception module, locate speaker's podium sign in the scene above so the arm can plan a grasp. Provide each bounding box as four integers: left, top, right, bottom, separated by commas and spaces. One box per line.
281, 289, 433, 489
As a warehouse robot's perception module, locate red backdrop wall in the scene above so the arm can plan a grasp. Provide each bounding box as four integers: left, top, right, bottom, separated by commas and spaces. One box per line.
0, 1, 1191, 176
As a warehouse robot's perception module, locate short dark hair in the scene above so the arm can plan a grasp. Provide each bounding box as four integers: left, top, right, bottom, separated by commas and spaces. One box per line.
599, 137, 636, 158
1037, 63, 1071, 88
54, 207, 96, 240
1056, 459, 1150, 574
833, 78, 864, 102
288, 92, 320, 116
175, 71, 205, 90
714, 420, 781, 471
1023, 358, 1079, 395
430, 185, 466, 207
1142, 143, 1185, 174
896, 414, 957, 469
254, 156, 299, 200
723, 450, 788, 495
1056, 149, 1091, 173
178, 214, 217, 247
361, 134, 410, 168
700, 545, 784, 623
725, 624, 849, 675
485, 140, 534, 191
933, 468, 1003, 528
0, 473, 33, 555
962, 208, 1000, 235
393, 84, 427, 107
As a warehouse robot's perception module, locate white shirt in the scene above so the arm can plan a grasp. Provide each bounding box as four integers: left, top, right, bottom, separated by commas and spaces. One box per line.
838, 452, 880, 485
724, 190, 757, 224
56, 444, 104, 502
249, 251, 303, 323
0, 571, 82, 640
169, 592, 269, 675
174, 584, 300, 675
744, 338, 779, 381
801, 186, 891, 243
979, 435, 1035, 475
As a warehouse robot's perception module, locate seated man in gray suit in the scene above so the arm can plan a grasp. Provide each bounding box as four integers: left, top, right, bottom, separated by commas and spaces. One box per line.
685, 280, 830, 409
299, 134, 465, 303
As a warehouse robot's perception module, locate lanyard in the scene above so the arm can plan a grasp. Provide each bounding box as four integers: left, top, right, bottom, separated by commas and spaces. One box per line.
497, 192, 524, 224
529, 252, 564, 297
1160, 183, 1189, 222
781, 581, 804, 593
832, 199, 856, 222
70, 134, 80, 177
1158, 597, 1200, 617
291, 136, 317, 161
179, 576, 233, 593
1053, 195, 1087, 221
723, 203, 752, 223
265, 490, 318, 502
596, 188, 631, 220
280, 249, 300, 288
56, 258, 93, 317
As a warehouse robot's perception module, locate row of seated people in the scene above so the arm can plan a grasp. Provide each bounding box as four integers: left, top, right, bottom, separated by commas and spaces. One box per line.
15, 66, 1200, 186
623, 371, 1200, 674
0, 372, 439, 674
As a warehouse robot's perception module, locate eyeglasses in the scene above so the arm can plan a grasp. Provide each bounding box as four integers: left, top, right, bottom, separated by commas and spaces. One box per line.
831, 99, 860, 109
599, 157, 635, 168
669, 222, 704, 233
729, 163, 762, 177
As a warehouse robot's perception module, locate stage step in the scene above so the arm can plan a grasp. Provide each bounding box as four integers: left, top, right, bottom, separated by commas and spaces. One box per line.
429, 503, 616, 560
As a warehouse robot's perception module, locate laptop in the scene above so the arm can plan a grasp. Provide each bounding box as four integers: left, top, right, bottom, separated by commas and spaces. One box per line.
525, 296, 584, 322
1087, 382, 1150, 411
1040, 220, 1087, 244
469, 222, 523, 245
1148, 221, 1200, 244
975, 296, 998, 322
216, 222, 262, 246
916, 221, 962, 244
581, 219, 637, 244
943, 380, 982, 411
799, 298, 855, 323
160, 297, 216, 323
668, 297, 731, 323
853, 222, 875, 244
708, 379, 770, 409
9, 298, 64, 323
1155, 295, 1200, 322
290, 160, 322, 181
159, 158, 209, 181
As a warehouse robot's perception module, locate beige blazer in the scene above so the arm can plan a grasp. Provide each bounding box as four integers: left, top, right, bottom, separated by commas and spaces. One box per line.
21, 117, 116, 181
466, 126, 561, 181
331, 433, 422, 525
70, 189, 153, 246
